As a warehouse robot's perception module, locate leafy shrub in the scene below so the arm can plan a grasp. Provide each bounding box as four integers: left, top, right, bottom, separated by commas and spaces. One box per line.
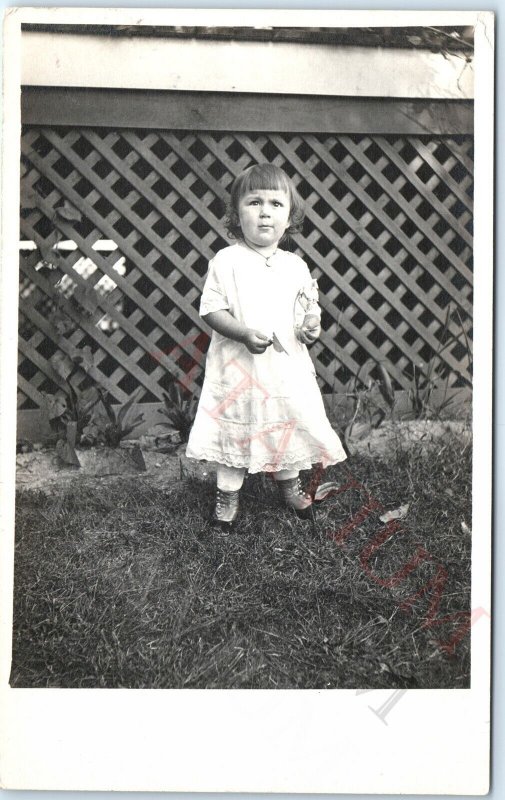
157, 380, 197, 443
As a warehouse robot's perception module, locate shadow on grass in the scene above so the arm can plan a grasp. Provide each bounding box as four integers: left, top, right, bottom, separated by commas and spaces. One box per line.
10, 434, 472, 689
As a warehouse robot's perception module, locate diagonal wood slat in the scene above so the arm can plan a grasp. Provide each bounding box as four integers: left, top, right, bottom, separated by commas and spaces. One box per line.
336, 136, 473, 287
19, 192, 206, 397
19, 266, 132, 402
311, 137, 472, 296
409, 138, 473, 209
273, 134, 473, 334
19, 126, 473, 411
238, 134, 469, 381
23, 136, 211, 350
376, 135, 473, 248
39, 130, 210, 298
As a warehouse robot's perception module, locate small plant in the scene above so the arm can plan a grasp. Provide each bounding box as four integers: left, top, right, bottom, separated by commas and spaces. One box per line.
45, 347, 144, 457
83, 388, 145, 448
55, 420, 81, 468
157, 380, 198, 444
344, 361, 396, 448
16, 439, 34, 455
42, 373, 101, 467
409, 360, 439, 418
407, 305, 471, 420
376, 360, 396, 409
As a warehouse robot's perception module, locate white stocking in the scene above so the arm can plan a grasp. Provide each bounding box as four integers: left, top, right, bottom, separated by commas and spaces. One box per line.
273, 469, 299, 481
216, 465, 246, 492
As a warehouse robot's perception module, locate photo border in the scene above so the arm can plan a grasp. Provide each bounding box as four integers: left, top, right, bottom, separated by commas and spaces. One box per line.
0, 6, 494, 795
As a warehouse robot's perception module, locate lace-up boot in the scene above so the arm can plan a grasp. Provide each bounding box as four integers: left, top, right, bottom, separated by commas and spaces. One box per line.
276, 477, 314, 519
210, 488, 240, 530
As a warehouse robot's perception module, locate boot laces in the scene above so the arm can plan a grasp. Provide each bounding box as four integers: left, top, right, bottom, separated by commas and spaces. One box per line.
216, 489, 238, 509
295, 481, 308, 497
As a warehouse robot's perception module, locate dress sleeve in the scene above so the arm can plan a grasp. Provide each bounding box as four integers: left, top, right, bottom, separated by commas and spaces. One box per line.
199, 256, 230, 316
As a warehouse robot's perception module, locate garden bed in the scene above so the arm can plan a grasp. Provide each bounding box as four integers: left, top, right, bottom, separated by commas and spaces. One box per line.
14, 419, 471, 493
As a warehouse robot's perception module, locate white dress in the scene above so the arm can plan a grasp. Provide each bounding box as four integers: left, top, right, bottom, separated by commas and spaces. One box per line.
186, 244, 347, 473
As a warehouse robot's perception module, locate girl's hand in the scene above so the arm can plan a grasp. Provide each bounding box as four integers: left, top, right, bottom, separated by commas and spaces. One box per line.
242, 329, 273, 354
298, 314, 321, 345
202, 311, 272, 352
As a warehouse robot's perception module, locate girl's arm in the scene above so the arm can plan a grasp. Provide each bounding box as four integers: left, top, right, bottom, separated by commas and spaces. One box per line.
202, 310, 272, 354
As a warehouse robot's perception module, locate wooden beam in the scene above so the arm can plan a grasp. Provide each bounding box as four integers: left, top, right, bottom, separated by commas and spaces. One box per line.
22, 87, 474, 135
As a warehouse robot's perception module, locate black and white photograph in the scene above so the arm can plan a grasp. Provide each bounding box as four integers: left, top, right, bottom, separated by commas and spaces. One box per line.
0, 7, 494, 795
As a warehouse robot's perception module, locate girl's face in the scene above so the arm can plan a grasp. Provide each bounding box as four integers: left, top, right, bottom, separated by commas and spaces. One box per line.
237, 189, 291, 253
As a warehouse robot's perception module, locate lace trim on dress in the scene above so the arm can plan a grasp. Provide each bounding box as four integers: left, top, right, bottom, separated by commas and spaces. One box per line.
185, 447, 347, 474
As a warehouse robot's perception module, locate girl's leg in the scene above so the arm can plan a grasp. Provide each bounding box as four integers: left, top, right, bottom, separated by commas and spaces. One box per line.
273, 468, 299, 482
211, 465, 246, 529
217, 465, 246, 491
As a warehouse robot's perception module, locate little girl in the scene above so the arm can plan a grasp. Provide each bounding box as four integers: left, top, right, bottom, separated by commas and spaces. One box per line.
186, 164, 347, 528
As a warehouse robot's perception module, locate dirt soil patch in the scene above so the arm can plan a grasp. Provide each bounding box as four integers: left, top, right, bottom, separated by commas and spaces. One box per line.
348, 419, 471, 456
15, 420, 471, 494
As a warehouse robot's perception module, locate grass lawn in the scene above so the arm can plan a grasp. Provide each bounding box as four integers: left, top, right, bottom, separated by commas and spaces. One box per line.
11, 432, 472, 689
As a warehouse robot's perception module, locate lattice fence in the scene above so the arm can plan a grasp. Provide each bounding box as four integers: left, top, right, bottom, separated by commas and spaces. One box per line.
19, 127, 473, 410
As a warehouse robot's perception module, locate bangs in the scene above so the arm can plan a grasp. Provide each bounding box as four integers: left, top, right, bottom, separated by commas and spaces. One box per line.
226, 162, 306, 240
239, 164, 290, 195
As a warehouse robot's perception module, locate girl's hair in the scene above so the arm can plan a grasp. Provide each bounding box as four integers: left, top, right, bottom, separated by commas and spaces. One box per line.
225, 163, 305, 241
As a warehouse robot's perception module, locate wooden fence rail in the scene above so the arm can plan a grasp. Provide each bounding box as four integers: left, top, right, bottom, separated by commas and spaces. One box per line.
18, 126, 473, 411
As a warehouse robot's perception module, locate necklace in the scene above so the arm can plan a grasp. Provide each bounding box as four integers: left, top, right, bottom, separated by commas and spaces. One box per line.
242, 241, 277, 267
